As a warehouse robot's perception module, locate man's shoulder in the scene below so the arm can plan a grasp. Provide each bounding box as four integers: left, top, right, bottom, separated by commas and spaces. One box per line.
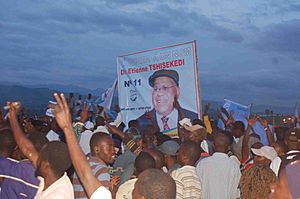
137, 109, 155, 120
181, 108, 198, 120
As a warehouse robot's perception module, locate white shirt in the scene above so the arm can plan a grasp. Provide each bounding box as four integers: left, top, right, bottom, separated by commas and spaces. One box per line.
156, 108, 178, 132
79, 130, 95, 155
171, 165, 201, 199
116, 178, 137, 199
196, 152, 241, 199
91, 186, 112, 199
35, 172, 74, 199
46, 130, 60, 141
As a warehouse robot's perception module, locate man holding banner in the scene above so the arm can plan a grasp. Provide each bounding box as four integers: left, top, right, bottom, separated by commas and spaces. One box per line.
137, 69, 198, 132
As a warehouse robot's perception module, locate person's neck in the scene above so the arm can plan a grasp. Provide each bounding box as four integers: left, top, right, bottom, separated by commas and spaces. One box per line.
214, 149, 227, 154
0, 151, 10, 157
182, 161, 195, 167
43, 173, 62, 191
166, 158, 177, 169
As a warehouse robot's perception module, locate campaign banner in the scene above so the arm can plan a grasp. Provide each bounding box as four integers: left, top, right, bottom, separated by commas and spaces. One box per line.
117, 41, 201, 134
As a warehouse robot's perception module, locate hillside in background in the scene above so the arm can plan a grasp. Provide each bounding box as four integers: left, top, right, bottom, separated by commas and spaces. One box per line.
0, 84, 295, 116
0, 84, 103, 115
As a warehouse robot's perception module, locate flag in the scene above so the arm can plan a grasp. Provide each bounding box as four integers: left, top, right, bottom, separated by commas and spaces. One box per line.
218, 99, 251, 130
97, 79, 117, 111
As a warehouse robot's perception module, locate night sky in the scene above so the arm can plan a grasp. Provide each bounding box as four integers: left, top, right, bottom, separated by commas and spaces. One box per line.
1, 0, 299, 106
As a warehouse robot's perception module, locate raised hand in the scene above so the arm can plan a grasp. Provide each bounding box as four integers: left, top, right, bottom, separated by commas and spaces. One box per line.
204, 102, 211, 115
7, 101, 21, 119
80, 104, 89, 123
248, 115, 258, 126
258, 117, 268, 127
216, 109, 222, 118
53, 93, 73, 130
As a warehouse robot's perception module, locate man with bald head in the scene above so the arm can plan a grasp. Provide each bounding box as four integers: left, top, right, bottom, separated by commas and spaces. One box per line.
143, 148, 165, 169
132, 169, 176, 199
138, 69, 198, 132
196, 132, 241, 199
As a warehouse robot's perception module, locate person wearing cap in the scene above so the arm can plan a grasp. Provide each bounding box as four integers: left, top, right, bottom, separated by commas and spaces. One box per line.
137, 69, 198, 132
251, 146, 278, 166
270, 128, 300, 176
79, 121, 95, 155
158, 140, 181, 174
112, 128, 143, 185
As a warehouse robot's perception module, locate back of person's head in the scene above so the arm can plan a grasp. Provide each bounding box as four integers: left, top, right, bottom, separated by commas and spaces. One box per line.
27, 132, 49, 152
95, 116, 105, 127
284, 128, 300, 151
191, 118, 205, 127
143, 148, 164, 169
133, 168, 176, 199
128, 120, 139, 129
240, 165, 276, 199
178, 140, 200, 165
0, 129, 16, 156
232, 121, 245, 132
213, 132, 230, 153
275, 127, 289, 141
231, 121, 245, 138
38, 141, 71, 177
88, 93, 92, 99
31, 120, 49, 134
134, 152, 155, 176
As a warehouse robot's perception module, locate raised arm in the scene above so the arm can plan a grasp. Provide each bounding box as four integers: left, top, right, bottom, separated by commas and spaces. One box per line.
7, 102, 39, 167
241, 116, 257, 161
258, 117, 274, 145
53, 93, 104, 198
203, 102, 213, 134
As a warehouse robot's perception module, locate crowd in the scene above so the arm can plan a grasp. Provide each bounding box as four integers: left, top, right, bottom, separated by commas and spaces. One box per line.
0, 92, 299, 199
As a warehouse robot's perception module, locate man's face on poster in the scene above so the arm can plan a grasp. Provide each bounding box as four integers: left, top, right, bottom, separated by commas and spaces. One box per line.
152, 76, 180, 116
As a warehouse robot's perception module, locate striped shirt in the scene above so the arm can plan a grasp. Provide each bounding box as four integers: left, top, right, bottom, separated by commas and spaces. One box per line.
73, 156, 110, 199
171, 165, 201, 199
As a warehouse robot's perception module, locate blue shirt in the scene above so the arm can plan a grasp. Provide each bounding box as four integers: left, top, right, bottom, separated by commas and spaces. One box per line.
0, 157, 39, 199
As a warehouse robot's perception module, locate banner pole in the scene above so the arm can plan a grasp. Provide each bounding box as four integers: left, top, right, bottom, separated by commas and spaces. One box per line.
193, 40, 202, 119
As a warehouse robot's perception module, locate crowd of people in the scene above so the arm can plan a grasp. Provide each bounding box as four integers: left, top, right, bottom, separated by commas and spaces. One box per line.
0, 92, 300, 199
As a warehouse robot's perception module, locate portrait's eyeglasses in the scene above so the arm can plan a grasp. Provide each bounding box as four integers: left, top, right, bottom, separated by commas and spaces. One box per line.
153, 85, 176, 93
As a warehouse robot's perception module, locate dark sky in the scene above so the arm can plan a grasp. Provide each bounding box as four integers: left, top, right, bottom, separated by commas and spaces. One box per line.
0, 0, 299, 106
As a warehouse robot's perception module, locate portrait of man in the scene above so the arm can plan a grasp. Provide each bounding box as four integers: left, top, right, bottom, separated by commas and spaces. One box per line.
137, 69, 198, 132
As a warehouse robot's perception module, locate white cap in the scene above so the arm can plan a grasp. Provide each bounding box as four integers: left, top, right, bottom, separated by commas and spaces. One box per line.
84, 121, 94, 130
94, 126, 109, 134
251, 146, 278, 161
45, 108, 55, 118
179, 118, 192, 127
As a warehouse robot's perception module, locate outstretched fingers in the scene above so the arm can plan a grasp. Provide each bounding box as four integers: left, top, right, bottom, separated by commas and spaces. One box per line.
60, 93, 69, 110
53, 93, 64, 110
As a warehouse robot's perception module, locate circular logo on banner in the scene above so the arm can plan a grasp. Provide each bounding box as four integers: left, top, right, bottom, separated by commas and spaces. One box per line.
130, 89, 137, 101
